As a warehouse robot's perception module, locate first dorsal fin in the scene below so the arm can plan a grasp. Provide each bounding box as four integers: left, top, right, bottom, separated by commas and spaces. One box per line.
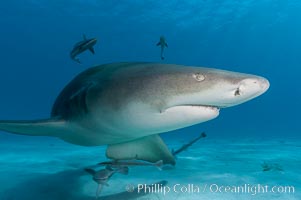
106, 135, 176, 165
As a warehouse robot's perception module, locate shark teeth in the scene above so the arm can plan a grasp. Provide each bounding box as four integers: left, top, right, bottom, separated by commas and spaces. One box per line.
187, 105, 220, 111
164, 104, 220, 112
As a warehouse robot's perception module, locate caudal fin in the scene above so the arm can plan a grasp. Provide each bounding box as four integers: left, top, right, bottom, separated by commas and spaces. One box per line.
0, 119, 67, 137
154, 160, 164, 171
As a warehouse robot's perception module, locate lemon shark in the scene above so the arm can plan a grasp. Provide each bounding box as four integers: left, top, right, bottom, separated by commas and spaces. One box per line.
0, 63, 269, 165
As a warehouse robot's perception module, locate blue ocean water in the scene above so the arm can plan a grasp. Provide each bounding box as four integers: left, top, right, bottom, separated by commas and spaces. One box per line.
0, 1, 300, 200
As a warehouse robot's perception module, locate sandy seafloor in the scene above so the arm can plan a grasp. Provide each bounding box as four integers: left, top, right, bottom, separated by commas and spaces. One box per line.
0, 134, 300, 200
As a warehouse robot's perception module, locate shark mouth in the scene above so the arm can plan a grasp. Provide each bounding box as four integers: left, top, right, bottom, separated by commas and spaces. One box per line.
163, 104, 220, 113
187, 104, 220, 109
178, 104, 220, 110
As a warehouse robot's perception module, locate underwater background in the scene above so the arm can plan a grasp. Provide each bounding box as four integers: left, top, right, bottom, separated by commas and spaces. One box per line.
0, 0, 300, 199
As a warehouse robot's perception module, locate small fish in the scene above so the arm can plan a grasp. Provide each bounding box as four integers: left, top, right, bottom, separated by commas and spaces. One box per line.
261, 162, 283, 172
85, 166, 129, 199
85, 168, 114, 199
156, 36, 168, 60
99, 160, 164, 170
70, 34, 97, 63
172, 132, 207, 156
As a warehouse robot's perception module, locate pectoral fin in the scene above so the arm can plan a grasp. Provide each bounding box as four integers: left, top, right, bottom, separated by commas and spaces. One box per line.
0, 118, 67, 137
156, 42, 161, 46
84, 168, 96, 175
89, 47, 95, 54
106, 135, 175, 165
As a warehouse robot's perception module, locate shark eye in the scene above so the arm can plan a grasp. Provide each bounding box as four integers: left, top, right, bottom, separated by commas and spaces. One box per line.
234, 88, 241, 96
193, 73, 205, 82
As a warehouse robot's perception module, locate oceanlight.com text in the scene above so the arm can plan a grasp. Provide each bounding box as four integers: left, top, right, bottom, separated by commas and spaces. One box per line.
126, 183, 295, 196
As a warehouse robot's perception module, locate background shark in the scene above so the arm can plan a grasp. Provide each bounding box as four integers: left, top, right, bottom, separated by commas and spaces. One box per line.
70, 34, 97, 63
0, 62, 269, 165
156, 36, 168, 60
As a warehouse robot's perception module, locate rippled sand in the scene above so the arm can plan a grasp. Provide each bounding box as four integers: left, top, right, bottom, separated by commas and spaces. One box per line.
0, 135, 300, 200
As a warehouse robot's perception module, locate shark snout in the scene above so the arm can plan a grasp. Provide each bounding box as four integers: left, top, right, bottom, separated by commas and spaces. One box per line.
91, 38, 97, 44
236, 76, 270, 102
246, 77, 269, 94
259, 77, 270, 93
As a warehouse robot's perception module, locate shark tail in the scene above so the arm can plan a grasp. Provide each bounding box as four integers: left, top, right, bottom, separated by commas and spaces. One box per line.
0, 119, 67, 137
155, 160, 164, 171
160, 49, 165, 60
96, 184, 103, 199
73, 58, 81, 64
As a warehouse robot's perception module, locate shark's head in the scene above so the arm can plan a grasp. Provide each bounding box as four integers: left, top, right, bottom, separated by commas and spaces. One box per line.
164, 67, 270, 109
86, 38, 97, 47
88, 63, 269, 138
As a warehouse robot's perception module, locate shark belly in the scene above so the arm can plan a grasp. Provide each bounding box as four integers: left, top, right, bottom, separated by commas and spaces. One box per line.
58, 101, 220, 146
